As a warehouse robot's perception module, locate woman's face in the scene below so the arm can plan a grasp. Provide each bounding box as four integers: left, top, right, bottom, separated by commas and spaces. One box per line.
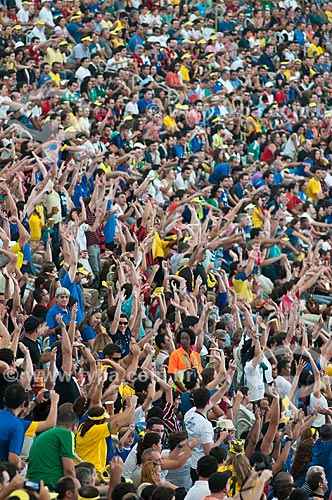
318, 206, 325, 218
154, 440, 162, 453
153, 465, 162, 482
118, 316, 128, 332
179, 332, 191, 350
91, 311, 102, 328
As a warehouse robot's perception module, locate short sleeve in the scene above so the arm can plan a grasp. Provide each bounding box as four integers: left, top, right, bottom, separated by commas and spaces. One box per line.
89, 422, 111, 440
200, 421, 214, 445
59, 430, 76, 459
25, 421, 39, 438
235, 271, 247, 282
46, 309, 57, 328
8, 421, 25, 455
81, 326, 96, 342
61, 272, 73, 289
167, 350, 179, 375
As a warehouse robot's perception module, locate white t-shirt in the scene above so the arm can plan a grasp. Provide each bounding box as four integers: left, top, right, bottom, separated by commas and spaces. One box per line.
275, 375, 292, 400
184, 481, 210, 500
75, 67, 91, 83
174, 174, 190, 191
244, 360, 265, 402
122, 443, 138, 478
124, 101, 139, 117
184, 407, 214, 469
310, 393, 328, 428
39, 6, 54, 27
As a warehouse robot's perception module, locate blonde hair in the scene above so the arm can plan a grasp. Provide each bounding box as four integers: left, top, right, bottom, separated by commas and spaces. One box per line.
92, 333, 110, 353
225, 453, 251, 487
140, 461, 160, 485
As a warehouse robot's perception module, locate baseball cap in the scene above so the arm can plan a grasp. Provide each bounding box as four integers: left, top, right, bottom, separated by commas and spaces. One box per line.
24, 316, 43, 332
76, 265, 89, 275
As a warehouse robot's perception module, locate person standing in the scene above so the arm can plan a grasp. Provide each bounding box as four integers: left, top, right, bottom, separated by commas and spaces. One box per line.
27, 409, 79, 490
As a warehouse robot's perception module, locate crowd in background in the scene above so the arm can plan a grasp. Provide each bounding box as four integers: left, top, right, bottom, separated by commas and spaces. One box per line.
2, 0, 332, 500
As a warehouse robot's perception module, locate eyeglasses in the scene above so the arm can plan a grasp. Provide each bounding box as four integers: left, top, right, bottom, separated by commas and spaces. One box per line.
151, 427, 164, 434
119, 321, 128, 326
58, 295, 69, 298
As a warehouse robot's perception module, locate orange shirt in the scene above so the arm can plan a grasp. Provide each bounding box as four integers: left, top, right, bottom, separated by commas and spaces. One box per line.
168, 347, 202, 375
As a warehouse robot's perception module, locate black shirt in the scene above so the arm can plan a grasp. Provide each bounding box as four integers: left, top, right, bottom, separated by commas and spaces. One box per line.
17, 336, 42, 370
54, 369, 81, 406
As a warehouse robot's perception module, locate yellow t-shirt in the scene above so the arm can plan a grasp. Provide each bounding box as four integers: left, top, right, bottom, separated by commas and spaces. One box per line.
212, 134, 223, 149
76, 422, 111, 473
163, 115, 176, 130
233, 275, 253, 303
180, 64, 190, 82
29, 213, 43, 241
11, 242, 23, 269
152, 232, 169, 259
306, 177, 321, 201
25, 421, 39, 437
218, 465, 254, 497
307, 43, 324, 58
326, 9, 332, 21
252, 206, 263, 228
50, 70, 61, 87
44, 47, 63, 66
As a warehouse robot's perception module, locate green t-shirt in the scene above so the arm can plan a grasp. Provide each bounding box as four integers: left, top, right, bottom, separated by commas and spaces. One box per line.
27, 426, 75, 489
247, 140, 260, 162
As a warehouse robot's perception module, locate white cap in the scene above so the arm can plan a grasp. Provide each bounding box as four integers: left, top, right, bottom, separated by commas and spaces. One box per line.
244, 203, 255, 210
265, 81, 274, 88
217, 417, 236, 431
322, 242, 331, 252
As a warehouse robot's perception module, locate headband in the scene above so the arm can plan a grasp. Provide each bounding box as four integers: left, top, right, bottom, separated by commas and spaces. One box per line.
229, 440, 245, 455
88, 412, 109, 421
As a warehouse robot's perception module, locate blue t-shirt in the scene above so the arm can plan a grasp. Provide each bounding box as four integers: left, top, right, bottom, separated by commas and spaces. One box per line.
61, 272, 85, 324
0, 410, 25, 460
67, 22, 83, 43
110, 329, 132, 358
103, 200, 116, 244
128, 34, 144, 53
209, 163, 229, 184
81, 325, 97, 343
46, 303, 72, 347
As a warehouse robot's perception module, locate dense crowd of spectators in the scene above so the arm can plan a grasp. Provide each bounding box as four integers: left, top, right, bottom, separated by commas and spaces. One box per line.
2, 1, 332, 500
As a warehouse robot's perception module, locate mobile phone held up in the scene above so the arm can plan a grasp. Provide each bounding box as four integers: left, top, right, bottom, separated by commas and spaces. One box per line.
24, 481, 40, 492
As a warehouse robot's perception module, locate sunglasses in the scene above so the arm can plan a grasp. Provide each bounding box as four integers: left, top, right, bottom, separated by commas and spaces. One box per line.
119, 321, 128, 326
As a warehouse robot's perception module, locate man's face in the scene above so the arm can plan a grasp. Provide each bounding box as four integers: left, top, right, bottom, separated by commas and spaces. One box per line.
57, 293, 69, 308
282, 362, 291, 376
52, 64, 60, 73
182, 168, 191, 180
118, 194, 126, 206
240, 175, 249, 186
148, 425, 164, 436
